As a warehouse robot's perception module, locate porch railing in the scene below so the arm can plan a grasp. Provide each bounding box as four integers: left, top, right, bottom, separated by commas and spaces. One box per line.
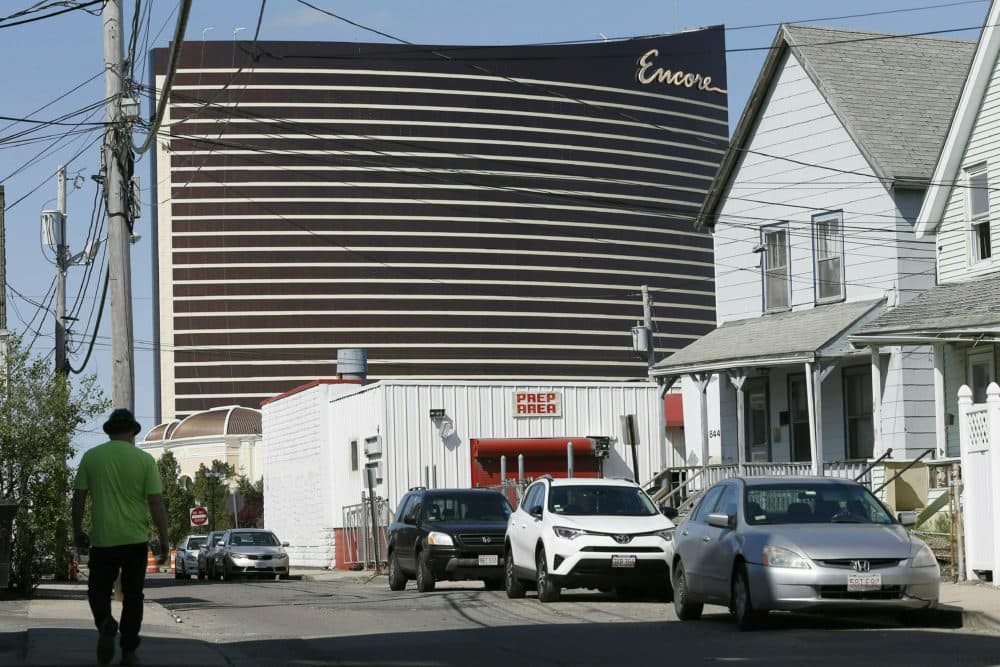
652, 459, 875, 508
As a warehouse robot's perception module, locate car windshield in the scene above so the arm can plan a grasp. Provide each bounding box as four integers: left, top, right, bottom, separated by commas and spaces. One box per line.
187, 537, 207, 549
745, 484, 894, 525
424, 494, 512, 522
228, 531, 281, 547
548, 485, 658, 516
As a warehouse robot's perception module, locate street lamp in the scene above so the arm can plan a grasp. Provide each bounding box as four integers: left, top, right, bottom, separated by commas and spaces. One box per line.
204, 471, 222, 534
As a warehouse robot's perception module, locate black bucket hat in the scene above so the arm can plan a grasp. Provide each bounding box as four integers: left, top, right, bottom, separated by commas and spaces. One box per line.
102, 408, 142, 437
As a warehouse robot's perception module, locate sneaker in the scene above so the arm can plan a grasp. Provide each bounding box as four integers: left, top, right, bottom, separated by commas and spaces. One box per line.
120, 651, 141, 665
96, 616, 118, 665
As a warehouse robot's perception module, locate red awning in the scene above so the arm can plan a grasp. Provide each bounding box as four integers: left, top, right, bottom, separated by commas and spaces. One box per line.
665, 394, 684, 428
472, 437, 595, 458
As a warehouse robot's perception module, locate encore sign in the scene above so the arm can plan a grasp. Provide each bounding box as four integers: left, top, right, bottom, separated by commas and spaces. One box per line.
513, 391, 562, 417
635, 48, 727, 95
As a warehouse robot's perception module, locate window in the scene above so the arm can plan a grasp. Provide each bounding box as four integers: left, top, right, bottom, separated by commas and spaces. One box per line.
713, 484, 740, 519
813, 211, 845, 303
762, 225, 790, 311
547, 485, 657, 516
404, 498, 422, 524
521, 483, 544, 512
691, 485, 725, 523
967, 164, 992, 264
395, 494, 412, 520
843, 367, 874, 459
968, 348, 996, 403
350, 439, 359, 471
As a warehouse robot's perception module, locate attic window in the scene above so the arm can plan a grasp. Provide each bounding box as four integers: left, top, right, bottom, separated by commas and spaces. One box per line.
966, 164, 992, 264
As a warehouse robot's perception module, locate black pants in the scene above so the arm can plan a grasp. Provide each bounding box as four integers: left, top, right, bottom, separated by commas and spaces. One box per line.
87, 543, 148, 653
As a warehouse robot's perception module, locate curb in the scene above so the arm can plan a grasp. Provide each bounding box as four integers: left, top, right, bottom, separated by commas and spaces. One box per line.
962, 609, 1000, 634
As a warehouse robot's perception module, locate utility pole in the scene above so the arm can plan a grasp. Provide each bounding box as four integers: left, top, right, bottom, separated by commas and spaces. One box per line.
54, 166, 69, 375
103, 0, 135, 410
0, 185, 5, 332
642, 284, 656, 370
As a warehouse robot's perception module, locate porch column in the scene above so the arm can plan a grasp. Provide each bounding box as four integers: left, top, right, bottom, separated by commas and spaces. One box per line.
692, 373, 711, 467
805, 361, 823, 476
933, 343, 947, 458
728, 369, 748, 475
870, 345, 883, 458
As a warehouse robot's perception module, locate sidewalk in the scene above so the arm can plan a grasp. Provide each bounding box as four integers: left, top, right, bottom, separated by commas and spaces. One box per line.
940, 580, 1000, 633
0, 582, 228, 665
296, 566, 382, 583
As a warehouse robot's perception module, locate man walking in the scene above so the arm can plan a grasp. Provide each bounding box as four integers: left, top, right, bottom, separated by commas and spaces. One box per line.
72, 408, 169, 665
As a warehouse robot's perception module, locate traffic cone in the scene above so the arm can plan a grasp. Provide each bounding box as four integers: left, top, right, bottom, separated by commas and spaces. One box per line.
169, 550, 177, 574
146, 551, 158, 574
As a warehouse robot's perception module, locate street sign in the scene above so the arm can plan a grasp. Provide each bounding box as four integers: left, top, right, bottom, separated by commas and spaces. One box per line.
189, 506, 208, 527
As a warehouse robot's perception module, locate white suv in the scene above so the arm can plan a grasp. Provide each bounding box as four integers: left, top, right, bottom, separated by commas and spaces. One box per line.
505, 477, 676, 602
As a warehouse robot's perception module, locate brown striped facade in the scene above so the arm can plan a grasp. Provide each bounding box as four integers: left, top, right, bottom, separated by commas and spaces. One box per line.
150, 31, 728, 419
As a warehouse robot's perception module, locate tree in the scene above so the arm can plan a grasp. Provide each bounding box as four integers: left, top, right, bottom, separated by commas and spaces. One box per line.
0, 335, 107, 595
156, 451, 194, 547
191, 460, 235, 534
236, 476, 264, 528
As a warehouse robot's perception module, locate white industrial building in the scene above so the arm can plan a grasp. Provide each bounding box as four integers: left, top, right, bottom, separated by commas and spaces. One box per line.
262, 378, 671, 569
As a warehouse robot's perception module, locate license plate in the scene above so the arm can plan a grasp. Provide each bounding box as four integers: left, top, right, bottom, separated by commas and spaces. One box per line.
256, 563, 269, 569
847, 573, 882, 591
478, 554, 499, 566
611, 555, 637, 569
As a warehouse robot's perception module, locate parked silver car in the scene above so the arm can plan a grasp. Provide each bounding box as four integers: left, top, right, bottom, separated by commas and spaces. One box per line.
671, 476, 939, 630
175, 534, 208, 580
215, 529, 291, 580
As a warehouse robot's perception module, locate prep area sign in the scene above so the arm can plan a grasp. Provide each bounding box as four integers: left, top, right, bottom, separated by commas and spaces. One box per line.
513, 391, 562, 417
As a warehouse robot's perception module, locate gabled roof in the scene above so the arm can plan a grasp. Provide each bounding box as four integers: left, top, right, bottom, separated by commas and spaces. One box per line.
852, 270, 1000, 340
916, 1, 1000, 237
697, 24, 975, 229
650, 299, 884, 376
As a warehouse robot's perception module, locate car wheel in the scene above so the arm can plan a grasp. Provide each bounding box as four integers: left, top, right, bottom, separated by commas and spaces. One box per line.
279, 570, 290, 580
505, 547, 526, 599
388, 552, 407, 591
222, 561, 233, 582
174, 562, 185, 580
672, 561, 703, 621
415, 549, 436, 593
732, 563, 766, 631
536, 549, 560, 603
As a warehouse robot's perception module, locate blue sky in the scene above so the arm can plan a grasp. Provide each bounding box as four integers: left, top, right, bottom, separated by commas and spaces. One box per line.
0, 0, 990, 460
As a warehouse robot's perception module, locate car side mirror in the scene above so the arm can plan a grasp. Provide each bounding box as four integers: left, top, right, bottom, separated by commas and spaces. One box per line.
403, 515, 416, 526
706, 512, 733, 529
661, 506, 679, 520
529, 506, 543, 519
897, 511, 918, 527
282, 541, 290, 547
216, 540, 224, 546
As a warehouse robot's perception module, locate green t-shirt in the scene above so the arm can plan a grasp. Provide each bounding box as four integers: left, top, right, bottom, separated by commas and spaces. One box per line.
74, 440, 163, 548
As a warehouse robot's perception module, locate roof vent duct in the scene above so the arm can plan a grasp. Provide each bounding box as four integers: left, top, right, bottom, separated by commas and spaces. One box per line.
337, 348, 368, 380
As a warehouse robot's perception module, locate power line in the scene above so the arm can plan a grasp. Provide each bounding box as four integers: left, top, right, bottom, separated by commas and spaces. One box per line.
0, 0, 103, 29
132, 0, 192, 154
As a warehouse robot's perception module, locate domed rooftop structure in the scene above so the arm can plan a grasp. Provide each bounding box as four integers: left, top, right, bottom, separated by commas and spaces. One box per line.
142, 406, 262, 442
144, 420, 180, 442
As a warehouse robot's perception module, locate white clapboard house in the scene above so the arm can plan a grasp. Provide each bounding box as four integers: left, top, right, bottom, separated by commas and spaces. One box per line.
652, 24, 974, 475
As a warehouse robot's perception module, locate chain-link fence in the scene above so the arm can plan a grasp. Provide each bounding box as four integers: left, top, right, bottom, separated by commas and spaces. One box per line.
341, 495, 392, 570
481, 483, 526, 508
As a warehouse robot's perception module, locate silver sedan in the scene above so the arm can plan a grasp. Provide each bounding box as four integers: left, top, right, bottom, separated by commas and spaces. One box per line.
670, 476, 939, 630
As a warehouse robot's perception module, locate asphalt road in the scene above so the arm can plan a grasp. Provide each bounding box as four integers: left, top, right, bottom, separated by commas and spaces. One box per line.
144, 575, 1000, 667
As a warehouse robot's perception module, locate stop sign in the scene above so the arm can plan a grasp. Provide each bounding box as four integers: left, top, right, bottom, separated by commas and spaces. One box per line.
189, 506, 208, 527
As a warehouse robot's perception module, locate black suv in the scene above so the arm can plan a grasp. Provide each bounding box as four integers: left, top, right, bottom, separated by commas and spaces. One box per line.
387, 488, 512, 592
